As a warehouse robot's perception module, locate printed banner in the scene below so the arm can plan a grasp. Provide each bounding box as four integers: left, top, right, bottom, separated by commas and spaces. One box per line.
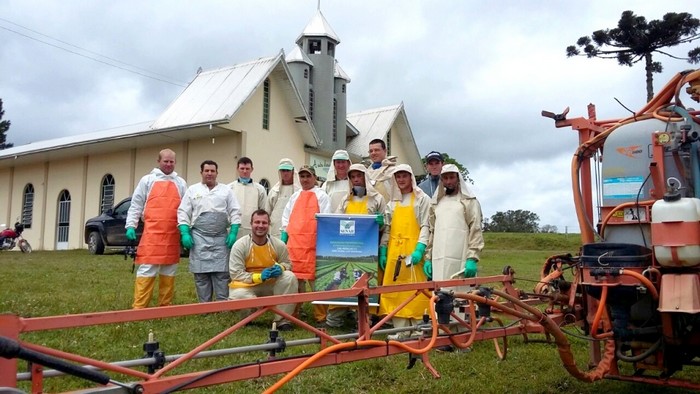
314, 213, 379, 305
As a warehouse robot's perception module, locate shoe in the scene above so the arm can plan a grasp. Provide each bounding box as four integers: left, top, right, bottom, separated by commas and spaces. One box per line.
435, 345, 454, 352
276, 322, 294, 331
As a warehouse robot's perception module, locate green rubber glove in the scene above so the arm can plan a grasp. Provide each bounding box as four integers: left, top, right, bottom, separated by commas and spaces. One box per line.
125, 227, 137, 241
464, 258, 478, 278
226, 224, 240, 248
378, 245, 388, 270
423, 260, 432, 280
178, 224, 194, 249
410, 242, 426, 264
281, 230, 289, 244
375, 214, 384, 227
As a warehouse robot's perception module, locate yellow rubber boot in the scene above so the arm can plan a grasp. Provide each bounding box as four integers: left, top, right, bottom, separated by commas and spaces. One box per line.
158, 275, 176, 306
133, 277, 156, 309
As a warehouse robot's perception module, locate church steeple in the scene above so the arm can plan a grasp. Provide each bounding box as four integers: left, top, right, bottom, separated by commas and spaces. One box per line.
288, 7, 347, 152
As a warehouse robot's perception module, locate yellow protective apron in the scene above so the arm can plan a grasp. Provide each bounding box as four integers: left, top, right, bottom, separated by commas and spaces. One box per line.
136, 181, 181, 264
229, 242, 278, 288
345, 196, 368, 214
378, 194, 429, 319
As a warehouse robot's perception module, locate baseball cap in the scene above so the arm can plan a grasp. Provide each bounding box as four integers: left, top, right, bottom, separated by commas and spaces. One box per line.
278, 158, 294, 171
425, 151, 443, 162
332, 149, 350, 161
298, 165, 316, 176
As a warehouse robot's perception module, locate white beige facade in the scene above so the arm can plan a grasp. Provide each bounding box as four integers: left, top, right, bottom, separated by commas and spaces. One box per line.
0, 10, 423, 251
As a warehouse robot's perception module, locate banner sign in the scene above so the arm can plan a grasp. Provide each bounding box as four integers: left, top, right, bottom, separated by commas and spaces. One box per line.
314, 213, 379, 305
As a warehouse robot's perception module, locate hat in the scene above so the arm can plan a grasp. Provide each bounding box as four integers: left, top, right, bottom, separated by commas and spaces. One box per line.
425, 151, 444, 162
298, 165, 316, 176
332, 150, 350, 161
278, 158, 294, 171
440, 163, 459, 175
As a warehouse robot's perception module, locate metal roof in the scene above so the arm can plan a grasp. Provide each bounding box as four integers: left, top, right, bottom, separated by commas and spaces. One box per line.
287, 45, 314, 65
295, 9, 340, 45
334, 60, 351, 82
346, 103, 424, 175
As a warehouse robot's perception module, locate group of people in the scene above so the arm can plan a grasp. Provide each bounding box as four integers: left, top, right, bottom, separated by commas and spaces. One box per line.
125, 141, 484, 334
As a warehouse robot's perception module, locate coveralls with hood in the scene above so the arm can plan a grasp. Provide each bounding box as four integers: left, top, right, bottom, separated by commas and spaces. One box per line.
367, 156, 397, 203
326, 163, 387, 327
321, 150, 352, 212
265, 158, 301, 238
281, 165, 332, 323
178, 182, 241, 302
126, 157, 187, 309
229, 169, 267, 240
426, 164, 484, 293
378, 164, 431, 334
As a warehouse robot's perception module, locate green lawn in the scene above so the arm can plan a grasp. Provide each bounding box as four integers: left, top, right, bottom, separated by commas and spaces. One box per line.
0, 233, 696, 393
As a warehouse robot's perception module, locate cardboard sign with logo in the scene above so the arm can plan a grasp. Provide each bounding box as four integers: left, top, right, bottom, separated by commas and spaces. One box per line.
314, 214, 379, 305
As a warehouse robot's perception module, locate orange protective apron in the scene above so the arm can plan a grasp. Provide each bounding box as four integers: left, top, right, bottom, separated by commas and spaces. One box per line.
287, 191, 320, 280
378, 194, 429, 319
136, 181, 181, 264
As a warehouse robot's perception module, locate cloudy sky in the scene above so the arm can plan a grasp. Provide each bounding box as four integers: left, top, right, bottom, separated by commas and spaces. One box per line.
1, 0, 698, 233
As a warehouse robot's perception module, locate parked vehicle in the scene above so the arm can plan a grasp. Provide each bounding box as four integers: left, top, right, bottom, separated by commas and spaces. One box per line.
84, 198, 142, 255
0, 221, 32, 253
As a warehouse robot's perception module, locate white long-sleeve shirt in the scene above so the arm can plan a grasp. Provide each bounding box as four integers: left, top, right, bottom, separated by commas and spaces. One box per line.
177, 182, 241, 226
281, 186, 332, 230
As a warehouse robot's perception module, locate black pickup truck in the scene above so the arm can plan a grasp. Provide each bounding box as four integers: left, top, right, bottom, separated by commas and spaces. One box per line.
84, 198, 142, 255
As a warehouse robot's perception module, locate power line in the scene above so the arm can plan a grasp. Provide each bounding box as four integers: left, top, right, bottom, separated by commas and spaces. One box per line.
0, 18, 188, 87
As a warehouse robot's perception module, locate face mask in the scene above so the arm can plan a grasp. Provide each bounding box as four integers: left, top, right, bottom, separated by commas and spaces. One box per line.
352, 186, 366, 197
371, 162, 382, 169
445, 187, 456, 195
238, 177, 252, 184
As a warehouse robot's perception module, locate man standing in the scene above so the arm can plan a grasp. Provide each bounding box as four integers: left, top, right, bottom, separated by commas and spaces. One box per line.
378, 164, 431, 339
366, 139, 396, 202
178, 160, 241, 303
126, 148, 187, 309
418, 151, 444, 197
229, 209, 298, 331
424, 164, 484, 287
229, 157, 267, 240
265, 158, 300, 238
322, 149, 351, 212
281, 165, 332, 323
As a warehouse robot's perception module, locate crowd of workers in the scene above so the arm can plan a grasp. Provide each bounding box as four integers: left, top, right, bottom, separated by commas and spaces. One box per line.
125, 140, 484, 335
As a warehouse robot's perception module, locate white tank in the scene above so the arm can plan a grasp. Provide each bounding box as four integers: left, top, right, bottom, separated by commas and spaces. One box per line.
651, 195, 700, 267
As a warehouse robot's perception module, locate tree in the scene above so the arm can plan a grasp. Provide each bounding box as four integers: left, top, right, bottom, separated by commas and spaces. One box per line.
540, 224, 558, 234
415, 152, 473, 184
483, 210, 540, 233
566, 10, 700, 102
0, 99, 12, 150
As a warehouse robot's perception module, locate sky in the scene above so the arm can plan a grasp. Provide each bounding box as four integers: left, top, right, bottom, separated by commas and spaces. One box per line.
1, 0, 699, 233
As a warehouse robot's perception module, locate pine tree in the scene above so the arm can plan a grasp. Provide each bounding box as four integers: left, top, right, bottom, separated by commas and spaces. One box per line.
0, 98, 13, 150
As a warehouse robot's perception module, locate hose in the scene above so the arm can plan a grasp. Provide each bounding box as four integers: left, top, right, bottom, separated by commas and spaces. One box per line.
262, 295, 440, 394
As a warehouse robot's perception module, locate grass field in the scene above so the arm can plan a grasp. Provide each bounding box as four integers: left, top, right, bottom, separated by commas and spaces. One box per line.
0, 233, 697, 393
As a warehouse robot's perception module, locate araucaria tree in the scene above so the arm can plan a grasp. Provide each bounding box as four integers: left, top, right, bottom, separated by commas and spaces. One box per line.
566, 10, 700, 102
0, 98, 12, 150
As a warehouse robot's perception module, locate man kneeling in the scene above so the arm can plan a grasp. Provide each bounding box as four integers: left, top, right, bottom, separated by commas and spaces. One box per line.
229, 209, 298, 330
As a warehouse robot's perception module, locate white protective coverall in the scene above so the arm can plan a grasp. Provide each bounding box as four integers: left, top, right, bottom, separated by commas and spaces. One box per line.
322, 152, 352, 212
426, 164, 484, 294
126, 168, 187, 309
265, 158, 301, 237
230, 180, 267, 240
178, 182, 241, 302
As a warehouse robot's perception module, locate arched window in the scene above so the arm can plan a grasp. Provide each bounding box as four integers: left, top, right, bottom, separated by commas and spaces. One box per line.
22, 184, 34, 228
386, 130, 392, 155
259, 178, 270, 194
56, 189, 71, 250
100, 174, 115, 214
262, 78, 270, 130
332, 99, 338, 142
309, 88, 315, 121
